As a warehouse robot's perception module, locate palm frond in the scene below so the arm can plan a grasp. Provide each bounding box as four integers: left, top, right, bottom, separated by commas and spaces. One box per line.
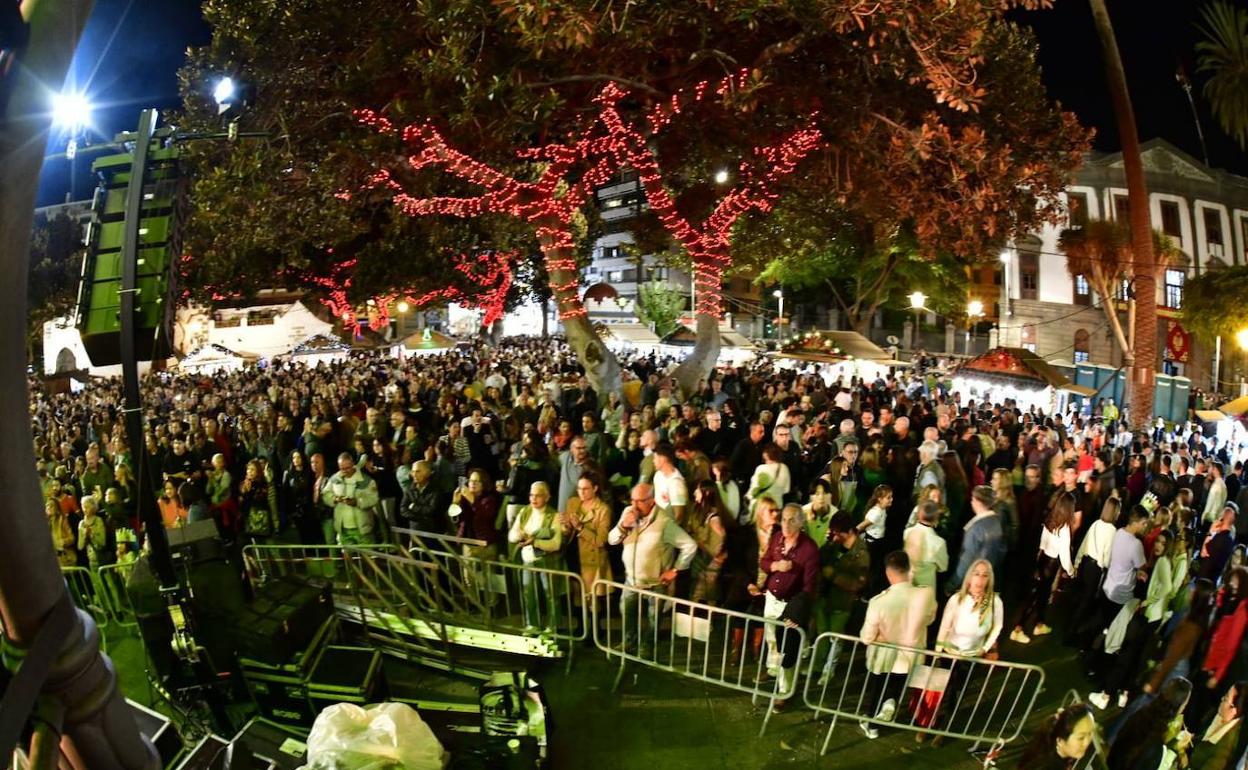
1196, 0, 1248, 150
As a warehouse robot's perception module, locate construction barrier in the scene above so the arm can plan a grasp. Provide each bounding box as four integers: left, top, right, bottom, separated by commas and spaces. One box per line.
802, 631, 1045, 766
60, 566, 109, 635
95, 562, 138, 627
589, 578, 805, 736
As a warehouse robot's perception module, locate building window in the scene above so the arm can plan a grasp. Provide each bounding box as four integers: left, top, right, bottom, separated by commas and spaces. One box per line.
601, 245, 622, 260
1067, 192, 1089, 227
1165, 268, 1185, 309
1204, 208, 1224, 245
247, 309, 278, 326
214, 316, 241, 329
1074, 328, 1090, 363
1113, 194, 1130, 223
607, 270, 623, 282
1019, 251, 1039, 300
1159, 200, 1182, 238
1073, 274, 1091, 306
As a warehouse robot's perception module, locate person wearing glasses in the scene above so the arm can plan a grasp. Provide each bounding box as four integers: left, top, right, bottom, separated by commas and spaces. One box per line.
608, 483, 697, 654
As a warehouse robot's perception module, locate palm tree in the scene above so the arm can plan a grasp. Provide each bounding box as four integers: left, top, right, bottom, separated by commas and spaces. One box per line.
1088, 0, 1159, 430
1197, 0, 1248, 151
1060, 224, 1181, 367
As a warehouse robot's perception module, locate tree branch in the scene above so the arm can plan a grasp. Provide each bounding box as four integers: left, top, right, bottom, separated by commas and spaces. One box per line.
525, 74, 663, 96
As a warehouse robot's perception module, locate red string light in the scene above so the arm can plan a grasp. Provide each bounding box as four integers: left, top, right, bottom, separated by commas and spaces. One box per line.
350, 76, 821, 323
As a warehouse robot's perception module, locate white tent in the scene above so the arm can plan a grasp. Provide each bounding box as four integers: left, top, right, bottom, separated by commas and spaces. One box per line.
177, 343, 257, 375
287, 333, 351, 367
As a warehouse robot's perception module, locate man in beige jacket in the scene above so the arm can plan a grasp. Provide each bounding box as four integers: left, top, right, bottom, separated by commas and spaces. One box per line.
858, 550, 938, 739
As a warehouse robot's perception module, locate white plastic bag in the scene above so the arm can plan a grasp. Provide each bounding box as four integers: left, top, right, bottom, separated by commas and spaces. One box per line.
301, 703, 447, 770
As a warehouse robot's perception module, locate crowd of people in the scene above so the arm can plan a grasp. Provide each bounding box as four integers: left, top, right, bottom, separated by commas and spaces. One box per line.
29, 335, 1248, 769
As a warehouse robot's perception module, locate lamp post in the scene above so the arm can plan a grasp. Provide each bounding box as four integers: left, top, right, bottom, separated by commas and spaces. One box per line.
999, 249, 1013, 345
773, 287, 784, 340
966, 299, 984, 355
909, 290, 926, 350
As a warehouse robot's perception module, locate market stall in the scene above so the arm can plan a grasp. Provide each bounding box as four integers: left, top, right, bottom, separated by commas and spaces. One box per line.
659, 323, 760, 365
598, 322, 663, 353
396, 328, 459, 358
951, 347, 1094, 414
287, 333, 352, 367
773, 330, 899, 384
177, 343, 259, 375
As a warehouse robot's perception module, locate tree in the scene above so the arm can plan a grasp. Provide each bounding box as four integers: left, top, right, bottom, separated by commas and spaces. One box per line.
634, 280, 685, 338
27, 210, 85, 364
180, 0, 1088, 393
1197, 0, 1248, 151
738, 200, 967, 335
1182, 266, 1248, 343
1088, 0, 1159, 430
1060, 222, 1181, 368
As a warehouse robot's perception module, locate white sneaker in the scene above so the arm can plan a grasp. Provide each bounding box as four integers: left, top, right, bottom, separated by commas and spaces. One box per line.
1032, 623, 1053, 637
1010, 628, 1031, 645
859, 720, 879, 740
876, 698, 897, 723
1117, 691, 1129, 709
1088, 692, 1110, 710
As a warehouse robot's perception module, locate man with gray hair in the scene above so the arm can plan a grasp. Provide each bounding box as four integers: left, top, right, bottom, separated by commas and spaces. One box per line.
400, 459, 448, 536
915, 440, 945, 500
608, 483, 697, 653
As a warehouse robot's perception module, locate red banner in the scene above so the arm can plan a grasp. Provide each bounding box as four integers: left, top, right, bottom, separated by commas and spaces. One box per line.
1166, 320, 1191, 363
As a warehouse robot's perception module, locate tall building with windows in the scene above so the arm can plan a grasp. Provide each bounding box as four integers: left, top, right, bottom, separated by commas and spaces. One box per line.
996, 139, 1248, 389
583, 172, 764, 334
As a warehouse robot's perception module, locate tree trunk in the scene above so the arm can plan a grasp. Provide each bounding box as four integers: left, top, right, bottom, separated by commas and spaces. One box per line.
2, 1, 159, 767
535, 223, 621, 395
1091, 0, 1157, 430
673, 311, 721, 396
540, 296, 549, 338
672, 257, 723, 396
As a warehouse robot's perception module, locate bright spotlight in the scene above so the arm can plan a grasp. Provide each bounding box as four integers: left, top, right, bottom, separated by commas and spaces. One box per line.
967, 300, 984, 317
51, 91, 91, 130
909, 291, 927, 310
213, 77, 236, 106
396, 301, 410, 313
714, 169, 729, 185
999, 250, 1012, 263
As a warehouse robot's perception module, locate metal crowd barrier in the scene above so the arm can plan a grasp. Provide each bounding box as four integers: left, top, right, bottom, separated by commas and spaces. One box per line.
95, 562, 138, 627
243, 540, 587, 671
802, 631, 1045, 765
60, 566, 109, 643
589, 578, 805, 736
1060, 689, 1107, 770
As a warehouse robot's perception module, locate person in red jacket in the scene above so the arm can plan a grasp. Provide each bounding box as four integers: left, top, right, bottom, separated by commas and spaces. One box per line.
1192, 566, 1248, 731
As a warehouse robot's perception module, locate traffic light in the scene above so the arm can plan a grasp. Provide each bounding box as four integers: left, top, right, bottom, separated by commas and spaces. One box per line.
75, 142, 185, 366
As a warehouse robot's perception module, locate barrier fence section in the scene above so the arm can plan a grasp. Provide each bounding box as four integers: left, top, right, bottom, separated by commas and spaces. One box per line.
589, 578, 805, 736
1061, 689, 1107, 770
244, 539, 587, 671
802, 631, 1045, 765
95, 562, 138, 628
61, 566, 108, 632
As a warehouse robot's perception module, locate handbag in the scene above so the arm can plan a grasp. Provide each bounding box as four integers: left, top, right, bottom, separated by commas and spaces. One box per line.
908, 664, 951, 693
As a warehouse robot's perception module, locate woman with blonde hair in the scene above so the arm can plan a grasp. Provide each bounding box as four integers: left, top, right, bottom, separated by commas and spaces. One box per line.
560, 473, 612, 635
922, 559, 1005, 743
46, 497, 76, 568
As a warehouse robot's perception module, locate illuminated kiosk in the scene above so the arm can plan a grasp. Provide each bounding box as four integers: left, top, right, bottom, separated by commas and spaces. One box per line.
176, 343, 259, 375
286, 333, 352, 367
660, 322, 760, 365
952, 346, 1094, 415
396, 327, 458, 358
774, 330, 900, 384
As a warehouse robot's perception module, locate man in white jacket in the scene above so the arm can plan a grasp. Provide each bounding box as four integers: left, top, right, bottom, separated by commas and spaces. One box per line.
858, 550, 938, 739
1204, 462, 1229, 526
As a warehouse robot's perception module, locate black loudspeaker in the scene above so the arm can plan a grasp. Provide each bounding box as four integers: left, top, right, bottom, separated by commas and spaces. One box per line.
168, 519, 226, 562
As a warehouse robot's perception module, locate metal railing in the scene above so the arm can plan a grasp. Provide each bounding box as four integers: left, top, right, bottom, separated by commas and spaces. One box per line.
589, 578, 805, 736
242, 540, 587, 671
60, 566, 109, 638
94, 562, 138, 627
801, 631, 1045, 765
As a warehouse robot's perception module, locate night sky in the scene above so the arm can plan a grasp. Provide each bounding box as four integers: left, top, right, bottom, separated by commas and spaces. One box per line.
35, 0, 1248, 207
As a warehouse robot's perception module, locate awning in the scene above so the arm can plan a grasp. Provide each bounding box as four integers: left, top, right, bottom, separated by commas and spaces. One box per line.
778, 330, 891, 362
599, 322, 662, 345
1220, 396, 1248, 417
954, 347, 1077, 392
1197, 409, 1230, 422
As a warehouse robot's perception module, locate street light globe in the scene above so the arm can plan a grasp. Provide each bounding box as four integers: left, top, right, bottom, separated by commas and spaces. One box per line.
772, 288, 783, 298
213, 77, 236, 106
396, 300, 410, 314
909, 291, 926, 310
51, 91, 91, 130
967, 300, 984, 317
714, 169, 730, 185
1237, 329, 1248, 350
999, 250, 1011, 263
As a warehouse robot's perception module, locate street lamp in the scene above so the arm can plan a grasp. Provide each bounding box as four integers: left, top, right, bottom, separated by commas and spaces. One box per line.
966, 299, 985, 354
396, 300, 410, 314
909, 291, 926, 351
773, 288, 784, 340
213, 77, 237, 112
1238, 329, 1248, 350
51, 90, 91, 131
714, 169, 730, 185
